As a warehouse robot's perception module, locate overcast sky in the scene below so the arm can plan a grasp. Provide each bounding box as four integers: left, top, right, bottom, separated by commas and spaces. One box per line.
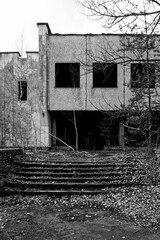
0, 0, 103, 54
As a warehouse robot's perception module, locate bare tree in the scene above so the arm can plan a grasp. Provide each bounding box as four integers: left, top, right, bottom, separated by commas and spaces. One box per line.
78, 0, 160, 34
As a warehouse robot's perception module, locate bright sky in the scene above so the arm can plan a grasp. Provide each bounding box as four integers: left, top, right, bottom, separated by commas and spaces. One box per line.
0, 0, 103, 54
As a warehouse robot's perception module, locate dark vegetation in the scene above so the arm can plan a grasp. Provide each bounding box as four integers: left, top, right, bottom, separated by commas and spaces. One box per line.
0, 150, 22, 192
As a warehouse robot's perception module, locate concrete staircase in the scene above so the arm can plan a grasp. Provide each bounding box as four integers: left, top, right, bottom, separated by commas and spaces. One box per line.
2, 151, 145, 195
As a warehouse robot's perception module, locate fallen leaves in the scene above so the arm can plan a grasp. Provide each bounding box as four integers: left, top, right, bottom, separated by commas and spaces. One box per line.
1, 184, 160, 227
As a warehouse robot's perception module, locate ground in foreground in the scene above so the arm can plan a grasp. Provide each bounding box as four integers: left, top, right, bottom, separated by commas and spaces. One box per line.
0, 187, 160, 240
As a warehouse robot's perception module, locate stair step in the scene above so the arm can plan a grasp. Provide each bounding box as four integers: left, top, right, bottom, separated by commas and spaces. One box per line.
17, 167, 137, 173
13, 176, 127, 182
21, 161, 120, 164
2, 182, 144, 196
14, 171, 137, 177
5, 181, 139, 189
14, 162, 135, 167
0, 189, 116, 196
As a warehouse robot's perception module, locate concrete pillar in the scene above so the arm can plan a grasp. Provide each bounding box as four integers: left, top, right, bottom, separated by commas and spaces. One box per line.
119, 122, 125, 149
37, 22, 51, 108
37, 23, 52, 147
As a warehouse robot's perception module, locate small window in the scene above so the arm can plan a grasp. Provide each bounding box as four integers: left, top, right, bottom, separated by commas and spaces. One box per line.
131, 63, 155, 88
18, 81, 27, 101
93, 62, 117, 88
55, 63, 80, 88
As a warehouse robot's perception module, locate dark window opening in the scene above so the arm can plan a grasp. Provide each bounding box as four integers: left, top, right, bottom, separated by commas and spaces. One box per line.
18, 81, 27, 101
93, 62, 117, 88
131, 63, 155, 88
55, 63, 80, 88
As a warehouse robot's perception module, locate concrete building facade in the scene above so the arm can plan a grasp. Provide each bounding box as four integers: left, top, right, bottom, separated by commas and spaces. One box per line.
0, 23, 160, 149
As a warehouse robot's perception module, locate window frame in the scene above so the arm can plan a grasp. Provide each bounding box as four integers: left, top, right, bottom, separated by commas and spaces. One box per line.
131, 62, 156, 89
55, 63, 80, 88
93, 62, 118, 88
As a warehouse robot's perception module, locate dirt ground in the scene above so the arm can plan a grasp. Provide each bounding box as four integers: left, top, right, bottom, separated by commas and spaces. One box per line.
0, 195, 160, 240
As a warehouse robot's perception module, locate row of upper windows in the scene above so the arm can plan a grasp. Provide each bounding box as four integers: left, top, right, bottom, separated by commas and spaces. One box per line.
18, 62, 156, 101
55, 62, 156, 88
55, 63, 117, 88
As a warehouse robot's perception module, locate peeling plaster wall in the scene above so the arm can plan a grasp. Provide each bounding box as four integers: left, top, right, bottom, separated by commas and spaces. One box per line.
48, 34, 129, 111
86, 35, 124, 110
48, 35, 86, 110
47, 33, 160, 112
0, 52, 41, 147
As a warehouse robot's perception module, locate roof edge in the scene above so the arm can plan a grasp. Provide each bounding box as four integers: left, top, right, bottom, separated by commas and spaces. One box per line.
48, 33, 160, 36
26, 51, 39, 54
0, 51, 21, 56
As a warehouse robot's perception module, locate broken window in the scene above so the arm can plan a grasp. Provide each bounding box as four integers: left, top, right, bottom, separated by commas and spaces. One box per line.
131, 63, 155, 88
55, 63, 80, 88
18, 81, 27, 101
93, 62, 117, 88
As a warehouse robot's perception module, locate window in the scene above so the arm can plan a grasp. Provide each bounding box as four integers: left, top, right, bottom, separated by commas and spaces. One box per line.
131, 63, 155, 88
55, 63, 80, 88
93, 62, 117, 88
18, 81, 27, 101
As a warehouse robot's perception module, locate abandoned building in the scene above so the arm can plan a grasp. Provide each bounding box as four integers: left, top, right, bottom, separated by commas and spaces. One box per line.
0, 22, 160, 150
